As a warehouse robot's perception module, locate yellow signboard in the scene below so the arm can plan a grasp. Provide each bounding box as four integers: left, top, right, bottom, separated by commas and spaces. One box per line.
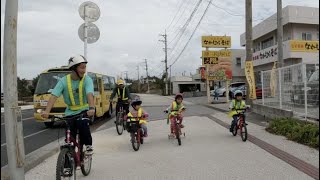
202, 50, 231, 58
202, 36, 231, 48
206, 57, 232, 81
290, 40, 319, 52
245, 61, 256, 99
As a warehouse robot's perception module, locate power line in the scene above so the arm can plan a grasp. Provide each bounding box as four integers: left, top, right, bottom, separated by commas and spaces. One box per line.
166, 0, 185, 30
170, 0, 212, 67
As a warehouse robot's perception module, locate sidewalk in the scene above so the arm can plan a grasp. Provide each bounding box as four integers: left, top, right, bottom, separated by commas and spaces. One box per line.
25, 111, 318, 179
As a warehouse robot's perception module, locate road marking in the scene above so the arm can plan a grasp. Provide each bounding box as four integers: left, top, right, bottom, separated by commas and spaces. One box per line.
1, 129, 49, 147
1, 117, 34, 126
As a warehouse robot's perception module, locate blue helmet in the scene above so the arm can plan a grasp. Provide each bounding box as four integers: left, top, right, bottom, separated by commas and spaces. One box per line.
234, 90, 243, 97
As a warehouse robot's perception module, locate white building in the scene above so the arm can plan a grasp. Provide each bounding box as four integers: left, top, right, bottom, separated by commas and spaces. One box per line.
240, 5, 319, 79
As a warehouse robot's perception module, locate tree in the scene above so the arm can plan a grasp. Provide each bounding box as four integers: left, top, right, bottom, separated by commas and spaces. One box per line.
17, 77, 31, 99
28, 74, 40, 95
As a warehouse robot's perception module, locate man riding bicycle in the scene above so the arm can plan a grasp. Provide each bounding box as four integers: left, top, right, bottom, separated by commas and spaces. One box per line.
109, 79, 132, 123
41, 55, 95, 155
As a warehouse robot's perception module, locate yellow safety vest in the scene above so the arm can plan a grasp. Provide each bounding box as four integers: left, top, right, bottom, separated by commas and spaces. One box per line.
228, 100, 246, 118
67, 74, 89, 111
170, 101, 185, 116
127, 108, 147, 125
117, 87, 128, 101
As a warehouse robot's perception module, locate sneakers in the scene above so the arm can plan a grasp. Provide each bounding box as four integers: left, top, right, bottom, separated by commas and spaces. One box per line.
85, 145, 93, 155
180, 124, 185, 128
144, 133, 148, 137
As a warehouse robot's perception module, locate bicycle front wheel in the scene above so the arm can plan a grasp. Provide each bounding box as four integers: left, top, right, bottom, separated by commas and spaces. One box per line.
81, 147, 92, 176
240, 123, 248, 142
56, 148, 76, 180
116, 112, 124, 135
175, 123, 181, 146
131, 132, 140, 151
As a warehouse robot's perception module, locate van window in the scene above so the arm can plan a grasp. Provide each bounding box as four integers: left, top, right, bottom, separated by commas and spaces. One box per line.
88, 73, 98, 91
102, 76, 111, 90
35, 72, 68, 94
109, 77, 116, 89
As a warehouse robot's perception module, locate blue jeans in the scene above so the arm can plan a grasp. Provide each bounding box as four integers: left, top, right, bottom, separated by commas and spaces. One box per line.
230, 115, 239, 130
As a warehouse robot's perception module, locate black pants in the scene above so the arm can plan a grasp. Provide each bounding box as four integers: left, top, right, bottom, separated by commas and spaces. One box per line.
116, 102, 129, 116
66, 111, 92, 146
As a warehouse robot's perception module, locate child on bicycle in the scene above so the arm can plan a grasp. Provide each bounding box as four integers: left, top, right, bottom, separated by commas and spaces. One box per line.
228, 90, 247, 132
126, 96, 149, 137
165, 93, 186, 137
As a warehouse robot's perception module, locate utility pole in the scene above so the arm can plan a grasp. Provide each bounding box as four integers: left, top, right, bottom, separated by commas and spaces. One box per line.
3, 0, 26, 179
277, 0, 283, 68
245, 0, 253, 105
137, 65, 140, 93
143, 59, 150, 93
159, 30, 168, 95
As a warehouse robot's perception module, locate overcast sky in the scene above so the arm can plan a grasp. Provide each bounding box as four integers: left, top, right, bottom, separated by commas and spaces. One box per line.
1, 0, 319, 90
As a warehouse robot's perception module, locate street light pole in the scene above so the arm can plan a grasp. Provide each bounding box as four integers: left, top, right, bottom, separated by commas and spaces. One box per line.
3, 0, 26, 179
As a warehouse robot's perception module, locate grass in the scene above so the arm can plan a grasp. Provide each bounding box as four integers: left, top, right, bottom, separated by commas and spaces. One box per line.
266, 118, 319, 149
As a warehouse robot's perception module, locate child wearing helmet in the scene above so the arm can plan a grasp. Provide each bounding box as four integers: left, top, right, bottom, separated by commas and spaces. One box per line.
228, 90, 247, 132
126, 96, 149, 137
165, 93, 186, 137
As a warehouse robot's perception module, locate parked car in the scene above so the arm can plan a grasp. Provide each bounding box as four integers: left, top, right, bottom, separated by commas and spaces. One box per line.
230, 83, 262, 99
227, 82, 246, 98
256, 83, 262, 99
291, 69, 319, 106
214, 82, 246, 97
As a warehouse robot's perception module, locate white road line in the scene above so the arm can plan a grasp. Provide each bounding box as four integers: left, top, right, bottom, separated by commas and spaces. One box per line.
1, 117, 34, 126
1, 129, 49, 147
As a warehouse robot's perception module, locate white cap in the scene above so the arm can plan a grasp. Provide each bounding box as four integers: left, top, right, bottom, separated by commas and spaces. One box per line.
68, 55, 87, 69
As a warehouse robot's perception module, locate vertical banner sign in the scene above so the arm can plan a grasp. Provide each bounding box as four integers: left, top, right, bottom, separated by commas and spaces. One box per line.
200, 66, 206, 82
270, 61, 277, 97
245, 61, 257, 99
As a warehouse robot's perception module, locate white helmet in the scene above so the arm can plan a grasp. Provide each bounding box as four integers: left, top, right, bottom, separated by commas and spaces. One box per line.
68, 55, 87, 69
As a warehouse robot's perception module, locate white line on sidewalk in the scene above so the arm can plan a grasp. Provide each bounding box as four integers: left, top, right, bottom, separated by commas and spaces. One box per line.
1, 129, 49, 147
1, 117, 34, 126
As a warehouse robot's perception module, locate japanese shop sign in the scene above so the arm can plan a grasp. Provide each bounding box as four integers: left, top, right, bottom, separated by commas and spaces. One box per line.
206, 57, 232, 81
202, 50, 231, 65
253, 47, 278, 61
202, 36, 231, 48
290, 40, 319, 52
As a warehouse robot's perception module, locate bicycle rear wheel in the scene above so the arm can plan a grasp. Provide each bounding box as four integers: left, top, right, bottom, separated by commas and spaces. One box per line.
116, 112, 124, 135
80, 147, 92, 176
131, 132, 140, 151
56, 148, 76, 180
240, 123, 248, 142
175, 123, 181, 146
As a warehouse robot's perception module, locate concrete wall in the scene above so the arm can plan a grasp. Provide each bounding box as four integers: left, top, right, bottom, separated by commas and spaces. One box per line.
292, 24, 319, 40
252, 103, 294, 119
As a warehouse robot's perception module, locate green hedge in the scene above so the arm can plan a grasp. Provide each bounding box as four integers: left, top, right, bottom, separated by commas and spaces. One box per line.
266, 118, 319, 149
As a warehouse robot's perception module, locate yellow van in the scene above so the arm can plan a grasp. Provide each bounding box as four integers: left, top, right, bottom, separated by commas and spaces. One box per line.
33, 66, 117, 128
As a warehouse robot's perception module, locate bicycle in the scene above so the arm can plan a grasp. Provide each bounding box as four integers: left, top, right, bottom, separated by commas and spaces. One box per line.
127, 118, 144, 151
115, 101, 128, 135
231, 107, 250, 142
38, 110, 93, 180
165, 109, 186, 146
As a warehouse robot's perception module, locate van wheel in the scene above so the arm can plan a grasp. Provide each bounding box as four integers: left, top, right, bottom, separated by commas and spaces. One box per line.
44, 122, 54, 128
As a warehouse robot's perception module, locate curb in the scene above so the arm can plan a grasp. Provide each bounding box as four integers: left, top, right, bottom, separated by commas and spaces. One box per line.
1, 137, 64, 180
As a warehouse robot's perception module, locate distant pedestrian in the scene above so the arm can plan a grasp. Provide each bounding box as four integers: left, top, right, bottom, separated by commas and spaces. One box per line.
213, 84, 219, 100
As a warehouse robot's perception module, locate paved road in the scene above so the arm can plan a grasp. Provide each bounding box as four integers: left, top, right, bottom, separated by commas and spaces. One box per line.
1, 109, 114, 168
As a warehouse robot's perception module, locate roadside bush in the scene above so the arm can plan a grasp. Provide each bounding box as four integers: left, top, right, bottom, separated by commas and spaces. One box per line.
266, 118, 319, 149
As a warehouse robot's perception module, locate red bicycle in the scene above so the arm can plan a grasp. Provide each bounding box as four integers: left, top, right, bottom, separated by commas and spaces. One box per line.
165, 108, 186, 146
231, 107, 249, 142
38, 110, 93, 180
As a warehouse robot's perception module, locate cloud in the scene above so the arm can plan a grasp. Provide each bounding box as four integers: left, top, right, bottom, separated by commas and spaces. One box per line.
1, 0, 319, 93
